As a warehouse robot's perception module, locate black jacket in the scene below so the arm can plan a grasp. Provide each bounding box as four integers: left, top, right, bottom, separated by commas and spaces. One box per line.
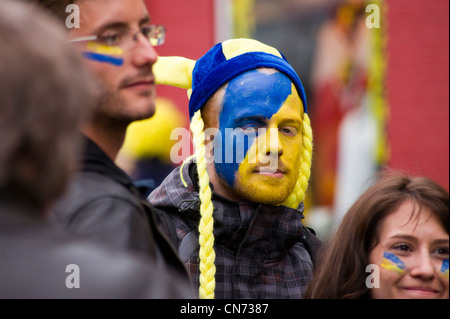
51, 137, 190, 280
0, 199, 194, 298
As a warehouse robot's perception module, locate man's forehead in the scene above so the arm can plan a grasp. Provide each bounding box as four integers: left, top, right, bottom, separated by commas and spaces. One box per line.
207, 68, 303, 123
221, 69, 294, 109
77, 0, 150, 32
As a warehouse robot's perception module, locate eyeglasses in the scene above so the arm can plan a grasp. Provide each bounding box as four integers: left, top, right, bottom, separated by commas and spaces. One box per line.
69, 24, 166, 49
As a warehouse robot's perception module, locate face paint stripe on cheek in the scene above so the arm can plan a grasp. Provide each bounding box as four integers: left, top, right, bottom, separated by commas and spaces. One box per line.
82, 52, 124, 66
82, 42, 124, 67
440, 259, 449, 278
381, 252, 406, 275
86, 42, 124, 56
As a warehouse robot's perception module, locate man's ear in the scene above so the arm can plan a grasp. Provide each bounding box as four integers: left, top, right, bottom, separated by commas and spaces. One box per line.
203, 127, 220, 159
188, 129, 216, 159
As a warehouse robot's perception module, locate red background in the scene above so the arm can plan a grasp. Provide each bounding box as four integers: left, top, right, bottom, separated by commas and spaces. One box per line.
386, 0, 449, 190
145, 0, 215, 121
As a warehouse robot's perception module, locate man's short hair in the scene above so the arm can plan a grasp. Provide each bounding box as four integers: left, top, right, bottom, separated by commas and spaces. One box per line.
20, 0, 76, 23
0, 0, 96, 209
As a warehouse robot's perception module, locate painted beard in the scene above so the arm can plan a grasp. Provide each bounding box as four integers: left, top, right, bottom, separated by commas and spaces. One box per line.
234, 159, 299, 206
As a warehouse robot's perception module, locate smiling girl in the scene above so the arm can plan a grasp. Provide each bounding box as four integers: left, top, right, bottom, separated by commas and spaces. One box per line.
305, 172, 449, 299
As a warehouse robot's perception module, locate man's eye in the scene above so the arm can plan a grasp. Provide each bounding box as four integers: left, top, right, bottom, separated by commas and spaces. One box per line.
98, 33, 122, 46
240, 125, 258, 134
280, 126, 297, 136
141, 26, 152, 37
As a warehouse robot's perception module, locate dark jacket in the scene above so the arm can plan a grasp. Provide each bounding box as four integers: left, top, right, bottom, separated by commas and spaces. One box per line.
51, 137, 189, 280
148, 159, 322, 299
0, 199, 194, 298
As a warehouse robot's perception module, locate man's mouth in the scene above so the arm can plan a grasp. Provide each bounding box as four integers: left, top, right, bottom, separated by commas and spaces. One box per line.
121, 77, 155, 90
254, 167, 285, 178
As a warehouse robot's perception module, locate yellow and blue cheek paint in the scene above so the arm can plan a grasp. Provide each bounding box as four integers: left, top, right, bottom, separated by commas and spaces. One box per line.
440, 259, 449, 278
212, 69, 292, 187
82, 42, 124, 66
381, 252, 406, 275
381, 253, 449, 278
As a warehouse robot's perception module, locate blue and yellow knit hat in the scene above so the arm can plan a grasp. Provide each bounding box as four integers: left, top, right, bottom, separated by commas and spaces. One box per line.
154, 38, 307, 118
153, 39, 313, 300
188, 38, 307, 118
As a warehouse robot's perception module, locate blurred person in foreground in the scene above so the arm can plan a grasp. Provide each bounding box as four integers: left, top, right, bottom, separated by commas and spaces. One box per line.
0, 0, 193, 298
22, 0, 190, 280
305, 172, 449, 299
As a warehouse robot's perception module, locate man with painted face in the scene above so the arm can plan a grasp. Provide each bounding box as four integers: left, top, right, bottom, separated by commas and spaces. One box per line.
24, 0, 191, 283
149, 39, 322, 299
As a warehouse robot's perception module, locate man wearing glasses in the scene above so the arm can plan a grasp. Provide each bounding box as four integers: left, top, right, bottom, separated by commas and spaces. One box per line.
25, 0, 190, 281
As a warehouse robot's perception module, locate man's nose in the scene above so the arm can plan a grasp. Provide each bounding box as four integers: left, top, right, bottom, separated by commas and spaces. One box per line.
131, 35, 158, 67
263, 128, 283, 157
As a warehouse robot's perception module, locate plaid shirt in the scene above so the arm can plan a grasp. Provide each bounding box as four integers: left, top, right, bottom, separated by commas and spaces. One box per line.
149, 160, 315, 299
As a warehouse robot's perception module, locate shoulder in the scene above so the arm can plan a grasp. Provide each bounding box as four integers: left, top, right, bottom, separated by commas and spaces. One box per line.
66, 171, 137, 201
49, 172, 155, 253
148, 159, 198, 210
0, 226, 193, 298
51, 171, 142, 223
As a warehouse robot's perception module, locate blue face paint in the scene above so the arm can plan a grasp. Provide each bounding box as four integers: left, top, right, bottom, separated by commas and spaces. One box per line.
82, 52, 124, 66
213, 69, 292, 187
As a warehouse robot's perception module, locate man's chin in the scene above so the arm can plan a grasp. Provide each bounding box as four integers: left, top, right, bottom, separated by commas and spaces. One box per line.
121, 101, 156, 122
234, 173, 296, 205
237, 185, 291, 206
120, 89, 156, 119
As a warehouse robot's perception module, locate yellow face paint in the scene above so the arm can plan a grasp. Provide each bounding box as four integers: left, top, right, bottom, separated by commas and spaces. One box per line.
86, 42, 123, 56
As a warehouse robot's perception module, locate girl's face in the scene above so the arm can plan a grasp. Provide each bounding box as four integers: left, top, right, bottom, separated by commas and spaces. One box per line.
369, 200, 449, 299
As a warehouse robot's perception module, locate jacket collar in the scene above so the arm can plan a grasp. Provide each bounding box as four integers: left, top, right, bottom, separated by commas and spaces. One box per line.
82, 136, 137, 195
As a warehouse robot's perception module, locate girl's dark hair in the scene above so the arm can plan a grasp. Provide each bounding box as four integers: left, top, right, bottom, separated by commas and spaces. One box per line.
304, 172, 449, 299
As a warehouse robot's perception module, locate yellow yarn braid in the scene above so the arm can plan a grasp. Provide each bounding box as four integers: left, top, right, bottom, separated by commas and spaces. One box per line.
190, 110, 216, 299
282, 113, 313, 209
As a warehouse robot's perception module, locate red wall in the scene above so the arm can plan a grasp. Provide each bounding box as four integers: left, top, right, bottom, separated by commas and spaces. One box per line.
145, 0, 215, 120
386, 0, 449, 190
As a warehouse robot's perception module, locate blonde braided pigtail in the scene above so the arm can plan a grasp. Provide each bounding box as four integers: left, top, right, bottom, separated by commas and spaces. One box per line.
190, 110, 216, 299
283, 113, 313, 209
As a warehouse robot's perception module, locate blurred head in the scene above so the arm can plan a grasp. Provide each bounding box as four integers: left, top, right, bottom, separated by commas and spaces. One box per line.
305, 172, 449, 299
0, 1, 95, 210
28, 0, 160, 126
